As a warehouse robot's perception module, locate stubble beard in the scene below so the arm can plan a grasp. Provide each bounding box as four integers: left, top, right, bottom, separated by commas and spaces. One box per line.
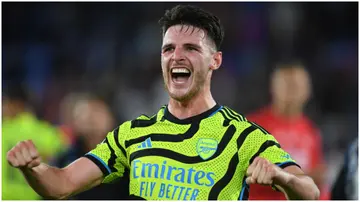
163, 70, 208, 103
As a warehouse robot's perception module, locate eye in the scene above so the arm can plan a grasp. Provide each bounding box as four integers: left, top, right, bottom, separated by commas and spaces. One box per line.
187, 46, 198, 51
163, 47, 174, 53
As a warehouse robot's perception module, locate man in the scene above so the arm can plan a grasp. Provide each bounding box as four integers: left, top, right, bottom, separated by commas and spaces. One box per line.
2, 84, 65, 199
6, 5, 319, 200
247, 63, 328, 200
52, 95, 130, 199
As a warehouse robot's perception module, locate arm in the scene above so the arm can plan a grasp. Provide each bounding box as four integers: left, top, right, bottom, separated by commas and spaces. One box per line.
276, 165, 320, 200
7, 140, 104, 199
246, 157, 320, 200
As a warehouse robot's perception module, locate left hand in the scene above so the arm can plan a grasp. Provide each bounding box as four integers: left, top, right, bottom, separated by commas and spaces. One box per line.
246, 156, 287, 186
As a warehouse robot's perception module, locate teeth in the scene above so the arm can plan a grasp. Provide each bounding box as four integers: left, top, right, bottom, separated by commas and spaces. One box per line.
171, 68, 190, 73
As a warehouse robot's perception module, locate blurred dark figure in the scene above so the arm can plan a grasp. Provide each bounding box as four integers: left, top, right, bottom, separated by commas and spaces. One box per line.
331, 138, 358, 200
247, 62, 329, 200
51, 95, 130, 199
2, 84, 65, 199
57, 93, 90, 146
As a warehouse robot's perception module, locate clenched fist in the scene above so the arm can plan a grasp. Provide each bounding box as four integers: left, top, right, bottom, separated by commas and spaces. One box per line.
7, 140, 41, 169
246, 156, 288, 186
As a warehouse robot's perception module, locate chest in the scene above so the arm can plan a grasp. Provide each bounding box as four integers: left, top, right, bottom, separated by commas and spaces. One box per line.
126, 122, 238, 162
125, 123, 244, 198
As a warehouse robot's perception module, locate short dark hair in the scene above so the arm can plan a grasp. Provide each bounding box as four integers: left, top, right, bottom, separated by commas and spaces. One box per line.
158, 4, 224, 51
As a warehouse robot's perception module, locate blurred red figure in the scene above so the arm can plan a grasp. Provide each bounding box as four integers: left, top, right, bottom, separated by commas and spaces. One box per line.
248, 62, 329, 200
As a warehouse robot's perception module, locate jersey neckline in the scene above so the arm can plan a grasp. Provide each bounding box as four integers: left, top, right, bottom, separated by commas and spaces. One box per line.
162, 104, 222, 124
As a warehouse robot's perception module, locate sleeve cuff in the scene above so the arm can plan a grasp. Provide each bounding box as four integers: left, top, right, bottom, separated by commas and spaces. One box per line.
276, 161, 301, 169
84, 153, 111, 176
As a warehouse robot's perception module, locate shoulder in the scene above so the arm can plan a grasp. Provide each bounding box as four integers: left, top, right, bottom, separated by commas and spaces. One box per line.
130, 105, 166, 128
218, 106, 269, 129
218, 106, 248, 124
115, 106, 166, 134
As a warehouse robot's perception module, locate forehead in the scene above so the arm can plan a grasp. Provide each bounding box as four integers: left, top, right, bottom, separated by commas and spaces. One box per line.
273, 67, 310, 84
163, 25, 209, 46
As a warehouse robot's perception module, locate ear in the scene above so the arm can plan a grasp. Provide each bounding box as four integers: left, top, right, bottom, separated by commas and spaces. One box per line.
209, 51, 222, 70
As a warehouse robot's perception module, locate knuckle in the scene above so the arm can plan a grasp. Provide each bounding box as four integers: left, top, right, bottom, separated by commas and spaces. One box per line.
6, 150, 12, 158
33, 150, 39, 156
7, 154, 14, 162
257, 178, 261, 184
17, 143, 25, 149
252, 171, 257, 178
12, 148, 19, 155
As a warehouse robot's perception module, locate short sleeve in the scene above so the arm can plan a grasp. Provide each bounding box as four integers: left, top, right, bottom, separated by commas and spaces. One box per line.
257, 134, 300, 169
245, 122, 300, 169
84, 125, 129, 183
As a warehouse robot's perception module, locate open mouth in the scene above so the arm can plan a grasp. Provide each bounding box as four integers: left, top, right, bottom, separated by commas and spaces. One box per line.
171, 68, 191, 83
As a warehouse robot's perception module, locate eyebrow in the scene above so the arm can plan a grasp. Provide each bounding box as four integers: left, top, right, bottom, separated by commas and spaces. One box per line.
184, 43, 202, 50
162, 43, 173, 50
161, 43, 202, 50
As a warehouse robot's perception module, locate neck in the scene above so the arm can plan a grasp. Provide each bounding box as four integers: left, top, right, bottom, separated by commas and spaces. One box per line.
168, 90, 216, 120
271, 101, 303, 119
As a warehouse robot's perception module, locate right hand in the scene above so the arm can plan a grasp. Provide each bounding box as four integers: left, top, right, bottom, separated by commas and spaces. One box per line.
7, 140, 41, 169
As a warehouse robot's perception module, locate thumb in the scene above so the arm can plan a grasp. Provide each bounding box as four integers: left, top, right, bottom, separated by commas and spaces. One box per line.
27, 157, 41, 168
246, 176, 255, 185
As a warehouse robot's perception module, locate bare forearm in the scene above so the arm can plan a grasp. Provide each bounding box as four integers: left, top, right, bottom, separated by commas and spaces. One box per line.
20, 163, 72, 199
7, 141, 103, 199
276, 174, 320, 200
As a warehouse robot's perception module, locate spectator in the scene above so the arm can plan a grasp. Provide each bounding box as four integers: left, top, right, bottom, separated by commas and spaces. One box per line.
2, 84, 65, 200
51, 95, 130, 199
247, 62, 329, 200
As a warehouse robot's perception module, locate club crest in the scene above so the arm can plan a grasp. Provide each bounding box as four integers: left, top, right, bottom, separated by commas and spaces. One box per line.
196, 138, 218, 160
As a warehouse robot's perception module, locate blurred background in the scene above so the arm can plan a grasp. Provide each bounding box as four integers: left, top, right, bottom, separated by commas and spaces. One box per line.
2, 2, 358, 200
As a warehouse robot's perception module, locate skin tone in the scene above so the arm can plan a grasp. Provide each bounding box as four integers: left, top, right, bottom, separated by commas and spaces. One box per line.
6, 25, 319, 200
161, 25, 222, 119
271, 66, 311, 119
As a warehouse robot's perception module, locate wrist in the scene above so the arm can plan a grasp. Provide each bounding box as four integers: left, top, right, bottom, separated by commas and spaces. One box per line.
20, 163, 43, 175
19, 166, 33, 173
273, 168, 294, 188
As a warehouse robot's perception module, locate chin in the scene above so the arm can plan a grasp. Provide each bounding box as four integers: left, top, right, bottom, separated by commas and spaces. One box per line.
169, 92, 190, 102
169, 88, 199, 103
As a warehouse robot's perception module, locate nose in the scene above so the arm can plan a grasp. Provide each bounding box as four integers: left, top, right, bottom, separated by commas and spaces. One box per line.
172, 47, 185, 62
